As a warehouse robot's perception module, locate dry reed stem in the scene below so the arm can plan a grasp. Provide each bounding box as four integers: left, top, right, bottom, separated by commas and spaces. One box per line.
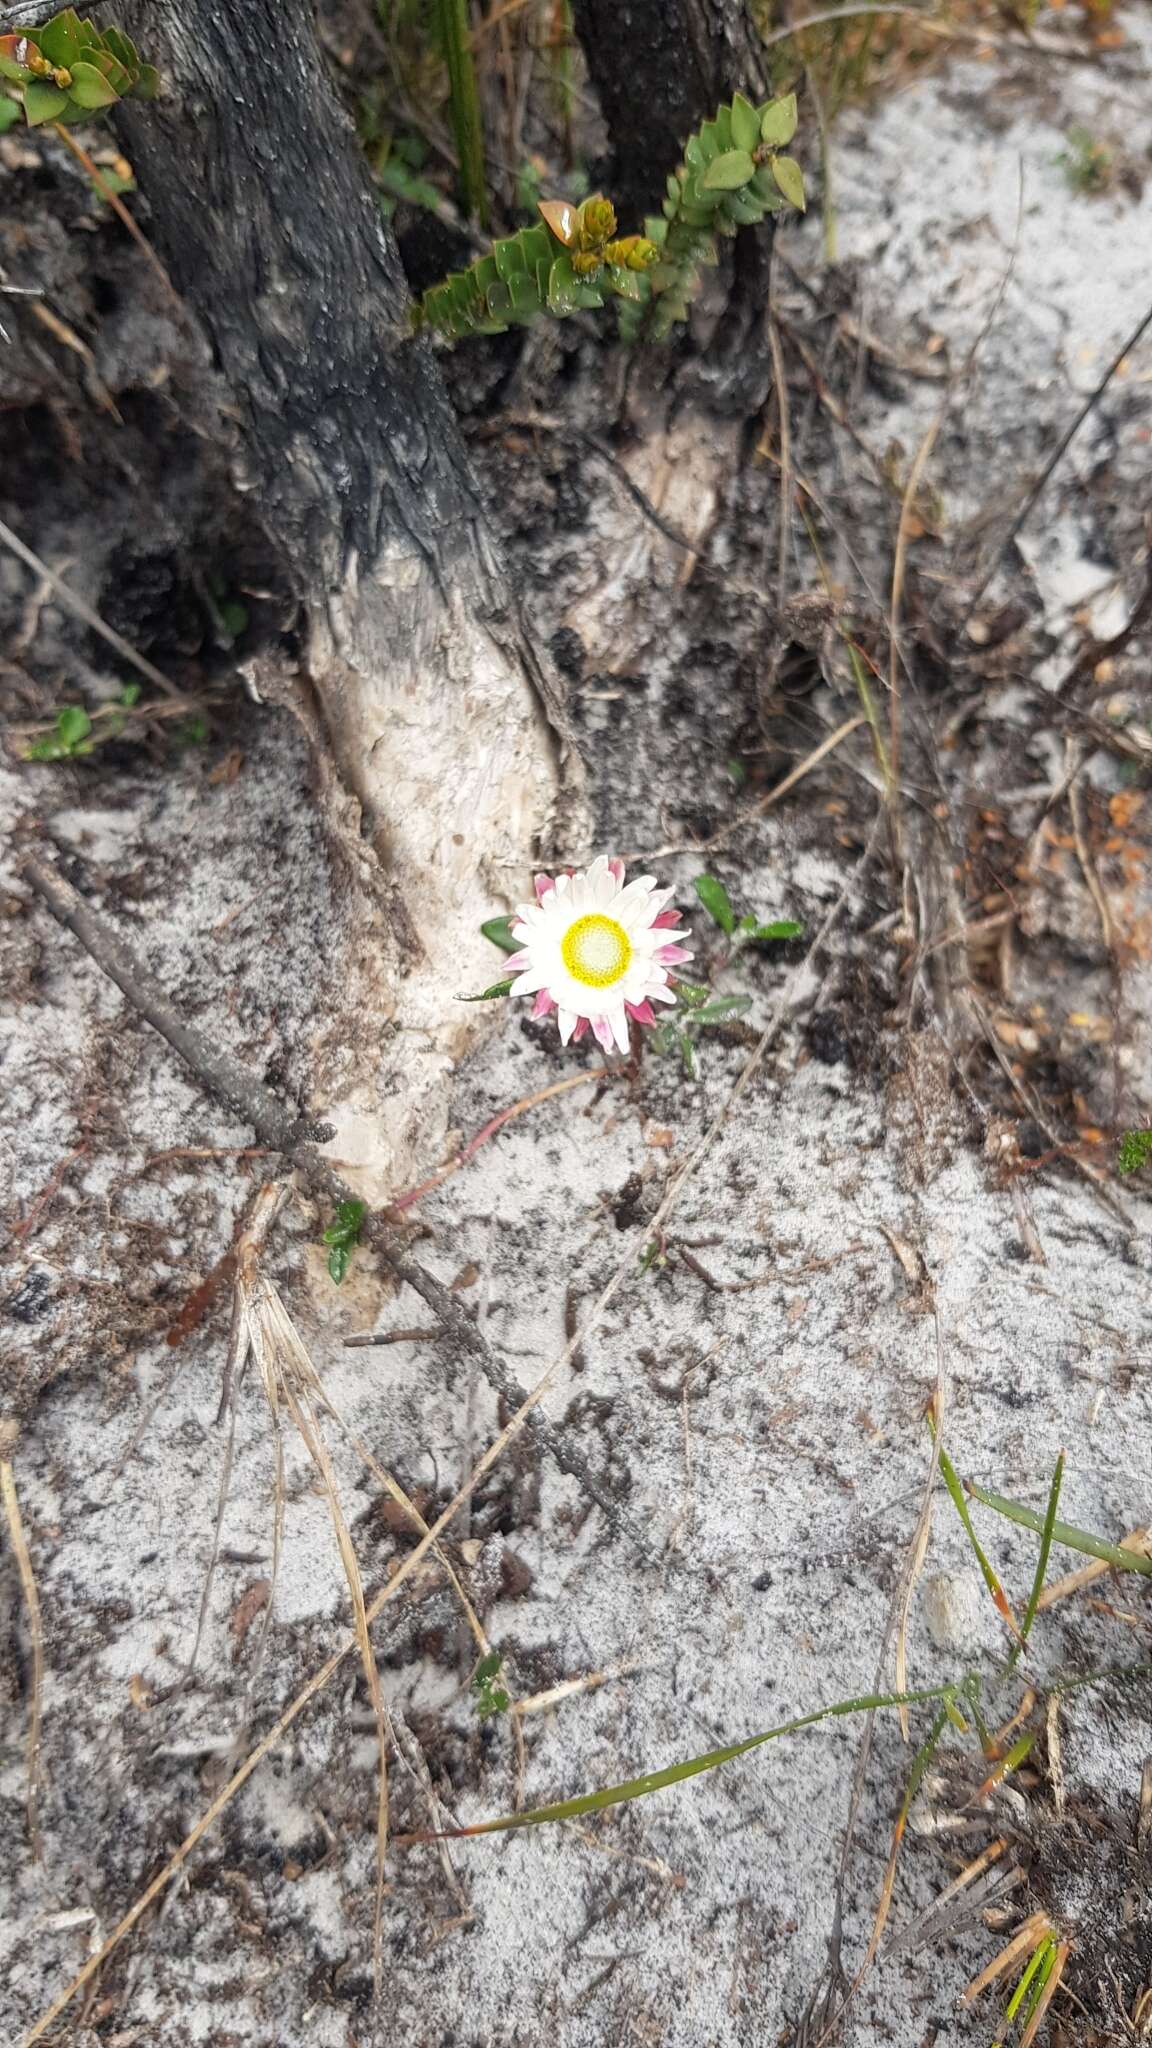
1, 1428, 44, 1859
23, 850, 873, 2045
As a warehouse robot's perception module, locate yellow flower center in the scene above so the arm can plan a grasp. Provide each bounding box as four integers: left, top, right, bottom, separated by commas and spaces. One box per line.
560, 913, 632, 990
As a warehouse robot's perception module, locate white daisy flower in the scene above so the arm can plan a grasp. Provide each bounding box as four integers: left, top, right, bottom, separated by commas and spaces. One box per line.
505, 855, 694, 1054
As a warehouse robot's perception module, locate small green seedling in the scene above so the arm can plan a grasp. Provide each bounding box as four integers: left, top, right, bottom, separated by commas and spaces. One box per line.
1057, 126, 1112, 195
25, 703, 94, 760
649, 872, 801, 1072
1118, 1128, 1152, 1174
692, 871, 802, 950
471, 1650, 509, 1719
322, 1199, 366, 1285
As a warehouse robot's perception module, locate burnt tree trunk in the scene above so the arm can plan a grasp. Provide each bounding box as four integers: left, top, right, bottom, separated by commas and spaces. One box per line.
571, 0, 768, 221
106, 0, 572, 1194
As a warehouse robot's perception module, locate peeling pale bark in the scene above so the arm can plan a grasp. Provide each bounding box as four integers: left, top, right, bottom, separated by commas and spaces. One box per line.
107, 0, 574, 1194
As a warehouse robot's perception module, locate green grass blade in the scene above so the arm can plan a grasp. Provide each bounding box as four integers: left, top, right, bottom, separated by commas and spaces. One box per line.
1008, 1451, 1064, 1671
433, 0, 487, 226
932, 1433, 1021, 1640
966, 1481, 1152, 1579
424, 1683, 960, 1839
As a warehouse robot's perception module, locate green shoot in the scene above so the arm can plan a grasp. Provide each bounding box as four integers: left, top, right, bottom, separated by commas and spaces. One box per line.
322, 1199, 366, 1286
1118, 1128, 1152, 1173
994, 1933, 1057, 2048
431, 0, 488, 226
1008, 1453, 1064, 1671
459, 977, 516, 1002
25, 704, 94, 761
929, 1422, 1021, 1643
414, 1679, 970, 1839
471, 1650, 509, 1719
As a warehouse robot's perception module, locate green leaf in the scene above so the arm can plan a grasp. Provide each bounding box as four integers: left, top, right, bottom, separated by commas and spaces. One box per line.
679, 1032, 695, 1076
1118, 1128, 1152, 1173
694, 996, 752, 1025
770, 154, 806, 212
132, 63, 160, 101
335, 1199, 365, 1234
36, 10, 83, 68
693, 873, 735, 934
750, 919, 803, 942
481, 913, 521, 954
475, 1649, 502, 1683
967, 1481, 1152, 1579
57, 705, 92, 750
327, 1244, 351, 1285
729, 93, 761, 153
701, 148, 756, 193
670, 979, 710, 1008
119, 681, 143, 707
23, 79, 69, 124
760, 93, 798, 149
458, 978, 515, 1002
67, 59, 119, 107
0, 93, 21, 130
218, 599, 249, 638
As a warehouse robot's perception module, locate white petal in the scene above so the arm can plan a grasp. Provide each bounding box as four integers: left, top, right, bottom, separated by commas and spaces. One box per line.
557, 1006, 579, 1045
510, 969, 549, 998
606, 1004, 631, 1052
649, 983, 678, 1005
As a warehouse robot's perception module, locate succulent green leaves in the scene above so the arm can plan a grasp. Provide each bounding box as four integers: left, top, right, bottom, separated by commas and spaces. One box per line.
0, 11, 158, 129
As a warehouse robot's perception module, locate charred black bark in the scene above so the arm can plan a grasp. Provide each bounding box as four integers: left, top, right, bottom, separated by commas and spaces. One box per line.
571, 0, 768, 222
111, 0, 501, 621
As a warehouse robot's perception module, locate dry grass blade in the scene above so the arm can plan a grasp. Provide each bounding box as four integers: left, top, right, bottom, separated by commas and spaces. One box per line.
23, 845, 877, 2045
0, 1426, 45, 1859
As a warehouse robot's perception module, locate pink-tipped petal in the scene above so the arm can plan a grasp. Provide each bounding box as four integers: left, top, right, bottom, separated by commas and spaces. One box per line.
625, 999, 656, 1026
591, 1014, 615, 1054
503, 949, 532, 971
652, 907, 681, 929
608, 857, 625, 884
571, 1015, 590, 1042
534, 873, 556, 902
532, 989, 557, 1018
656, 943, 693, 966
